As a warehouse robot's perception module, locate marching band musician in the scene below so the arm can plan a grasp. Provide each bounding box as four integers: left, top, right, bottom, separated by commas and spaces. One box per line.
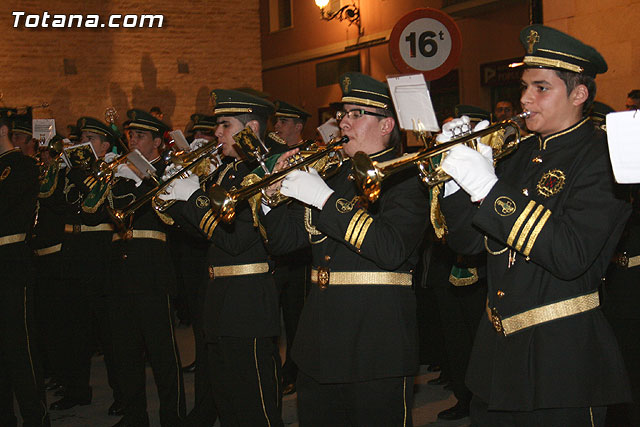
271, 100, 313, 396
0, 116, 50, 426
47, 118, 123, 415
86, 109, 186, 427
439, 25, 631, 425
262, 73, 429, 425
159, 90, 283, 426
10, 115, 37, 158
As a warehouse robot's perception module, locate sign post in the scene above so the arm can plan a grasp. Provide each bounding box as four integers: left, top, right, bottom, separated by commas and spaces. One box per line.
389, 8, 462, 81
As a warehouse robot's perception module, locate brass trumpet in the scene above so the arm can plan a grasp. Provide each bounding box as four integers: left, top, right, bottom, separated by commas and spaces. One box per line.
352, 112, 530, 203
107, 140, 223, 228
209, 135, 348, 223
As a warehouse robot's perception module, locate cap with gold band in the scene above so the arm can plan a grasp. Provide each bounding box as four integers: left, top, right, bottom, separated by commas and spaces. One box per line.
77, 117, 119, 143
191, 114, 217, 131
210, 89, 275, 118
11, 115, 32, 136
519, 24, 607, 77
590, 101, 614, 128
126, 109, 170, 135
274, 100, 310, 120
339, 72, 393, 112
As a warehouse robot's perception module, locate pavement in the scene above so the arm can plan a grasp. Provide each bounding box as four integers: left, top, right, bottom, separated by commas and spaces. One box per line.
33, 323, 470, 426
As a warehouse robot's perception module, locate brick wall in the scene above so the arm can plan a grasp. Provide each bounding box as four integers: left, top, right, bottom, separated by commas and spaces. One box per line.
0, 0, 262, 133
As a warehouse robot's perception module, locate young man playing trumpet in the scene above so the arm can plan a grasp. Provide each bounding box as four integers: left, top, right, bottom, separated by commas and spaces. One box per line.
262, 72, 429, 425
439, 25, 631, 426
159, 90, 283, 426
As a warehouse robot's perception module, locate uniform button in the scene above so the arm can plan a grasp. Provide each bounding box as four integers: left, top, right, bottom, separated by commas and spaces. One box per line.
324, 255, 331, 262
522, 188, 529, 196
122, 254, 128, 260
497, 290, 505, 298
532, 156, 542, 163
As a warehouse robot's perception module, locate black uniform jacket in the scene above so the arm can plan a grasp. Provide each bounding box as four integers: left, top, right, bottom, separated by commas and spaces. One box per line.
0, 149, 38, 290
91, 158, 176, 296
175, 158, 279, 339
262, 147, 429, 383
441, 118, 632, 410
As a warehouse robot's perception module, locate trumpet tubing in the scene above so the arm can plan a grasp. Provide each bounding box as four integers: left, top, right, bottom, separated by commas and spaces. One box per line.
353, 112, 530, 203
210, 135, 348, 223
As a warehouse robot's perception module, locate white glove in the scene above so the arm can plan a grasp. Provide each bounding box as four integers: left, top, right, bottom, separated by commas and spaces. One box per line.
104, 152, 118, 163
157, 172, 200, 202
161, 163, 181, 182
189, 138, 209, 151
115, 164, 143, 187
441, 145, 497, 202
280, 168, 334, 210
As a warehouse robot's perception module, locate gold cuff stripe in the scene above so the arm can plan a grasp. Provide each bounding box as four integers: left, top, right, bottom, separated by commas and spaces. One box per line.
205, 216, 221, 240
212, 262, 269, 278
347, 211, 372, 247
341, 96, 388, 109
507, 200, 536, 246
64, 223, 114, 233
34, 243, 62, 256
0, 233, 27, 246
310, 269, 412, 286
199, 209, 214, 231
500, 291, 599, 336
84, 176, 96, 186
523, 56, 584, 73
345, 209, 366, 243
112, 230, 166, 242
515, 204, 544, 251
523, 209, 551, 256
354, 216, 373, 249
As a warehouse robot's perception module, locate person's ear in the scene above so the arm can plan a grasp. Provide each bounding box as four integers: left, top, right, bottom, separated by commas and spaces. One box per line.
247, 120, 260, 136
379, 117, 395, 136
153, 136, 162, 149
571, 84, 589, 106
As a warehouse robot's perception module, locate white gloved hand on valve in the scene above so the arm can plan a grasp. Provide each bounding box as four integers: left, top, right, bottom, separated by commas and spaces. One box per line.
115, 164, 143, 187
157, 172, 200, 202
441, 144, 497, 202
280, 168, 334, 210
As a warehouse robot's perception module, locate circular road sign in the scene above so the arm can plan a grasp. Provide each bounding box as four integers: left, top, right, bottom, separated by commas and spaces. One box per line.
389, 8, 462, 81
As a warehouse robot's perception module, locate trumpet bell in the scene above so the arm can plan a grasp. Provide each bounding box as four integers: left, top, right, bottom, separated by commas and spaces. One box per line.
208, 184, 237, 223
352, 152, 383, 203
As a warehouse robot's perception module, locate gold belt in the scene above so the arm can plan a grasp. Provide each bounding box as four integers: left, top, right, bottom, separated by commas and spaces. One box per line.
618, 254, 640, 269
208, 262, 270, 280
34, 243, 62, 256
65, 223, 114, 234
112, 230, 167, 242
310, 267, 412, 289
0, 233, 26, 246
487, 290, 600, 336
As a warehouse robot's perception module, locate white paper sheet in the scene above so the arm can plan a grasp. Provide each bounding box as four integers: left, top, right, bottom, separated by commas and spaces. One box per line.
387, 74, 439, 132
606, 110, 640, 183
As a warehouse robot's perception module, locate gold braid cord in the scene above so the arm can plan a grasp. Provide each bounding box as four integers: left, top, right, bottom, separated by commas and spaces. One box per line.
430, 184, 447, 239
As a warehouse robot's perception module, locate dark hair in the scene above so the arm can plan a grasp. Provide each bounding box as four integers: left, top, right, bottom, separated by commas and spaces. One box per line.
236, 113, 267, 140
0, 117, 10, 129
554, 70, 596, 116
150, 106, 163, 114
628, 90, 640, 100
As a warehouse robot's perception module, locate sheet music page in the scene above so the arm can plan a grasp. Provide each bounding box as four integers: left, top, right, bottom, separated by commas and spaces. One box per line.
606, 110, 640, 183
32, 119, 56, 146
387, 74, 439, 132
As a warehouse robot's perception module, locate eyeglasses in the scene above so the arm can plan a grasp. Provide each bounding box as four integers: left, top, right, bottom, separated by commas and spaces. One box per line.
335, 108, 387, 122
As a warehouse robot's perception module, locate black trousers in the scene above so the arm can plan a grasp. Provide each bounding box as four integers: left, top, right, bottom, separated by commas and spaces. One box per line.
296, 371, 414, 427
207, 336, 283, 427
470, 395, 607, 427
273, 261, 309, 386
108, 293, 185, 426
0, 287, 49, 427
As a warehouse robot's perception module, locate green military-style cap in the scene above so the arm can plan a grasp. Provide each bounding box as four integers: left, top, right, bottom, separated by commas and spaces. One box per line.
126, 109, 170, 135
520, 24, 607, 77
191, 114, 217, 131
454, 105, 491, 124
590, 101, 614, 128
11, 115, 32, 136
339, 72, 392, 112
274, 100, 310, 120
210, 89, 275, 118
77, 117, 118, 143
